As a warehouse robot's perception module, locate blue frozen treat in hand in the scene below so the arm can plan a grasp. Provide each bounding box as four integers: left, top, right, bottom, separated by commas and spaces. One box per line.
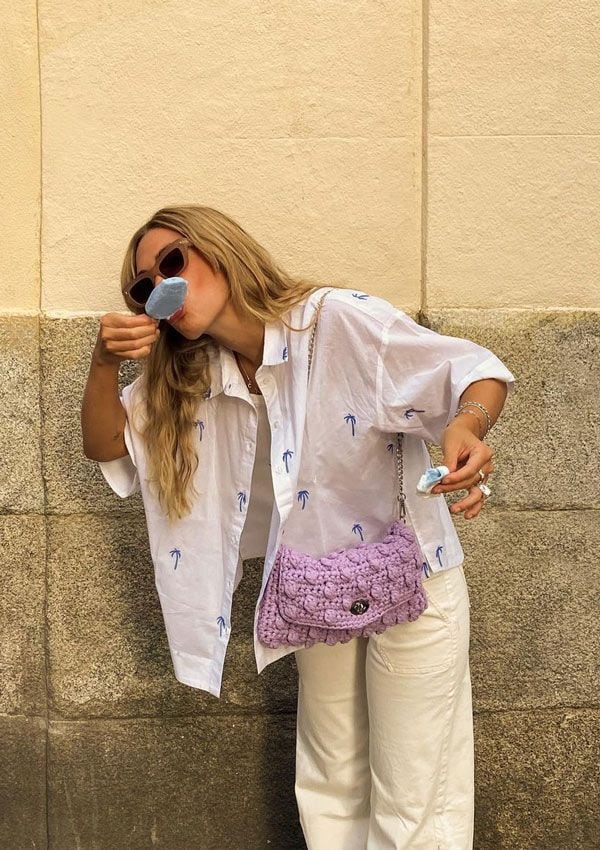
416, 465, 450, 498
145, 276, 188, 320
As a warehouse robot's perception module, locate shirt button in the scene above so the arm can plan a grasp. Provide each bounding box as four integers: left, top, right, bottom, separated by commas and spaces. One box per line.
272, 421, 280, 429
275, 465, 283, 474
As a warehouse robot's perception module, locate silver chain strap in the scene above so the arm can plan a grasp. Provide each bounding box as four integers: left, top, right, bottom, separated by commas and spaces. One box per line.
307, 289, 407, 522
307, 289, 330, 377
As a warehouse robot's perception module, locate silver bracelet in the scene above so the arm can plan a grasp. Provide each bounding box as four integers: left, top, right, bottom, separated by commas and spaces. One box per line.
455, 401, 492, 438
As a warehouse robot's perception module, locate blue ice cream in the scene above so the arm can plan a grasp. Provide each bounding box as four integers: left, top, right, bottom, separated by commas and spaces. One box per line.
145, 276, 188, 320
416, 465, 450, 498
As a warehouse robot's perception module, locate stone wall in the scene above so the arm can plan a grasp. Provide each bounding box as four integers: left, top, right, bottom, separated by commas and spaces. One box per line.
1, 308, 598, 848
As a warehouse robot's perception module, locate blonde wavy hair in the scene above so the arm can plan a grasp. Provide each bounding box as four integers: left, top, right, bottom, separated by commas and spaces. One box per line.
120, 204, 336, 524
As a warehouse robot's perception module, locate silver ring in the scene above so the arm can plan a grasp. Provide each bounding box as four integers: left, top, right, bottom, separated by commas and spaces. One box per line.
478, 469, 486, 482
477, 482, 492, 498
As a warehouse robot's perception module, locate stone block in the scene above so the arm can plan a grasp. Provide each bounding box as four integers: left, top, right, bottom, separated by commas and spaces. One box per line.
41, 316, 143, 514
0, 317, 44, 512
474, 709, 599, 849
426, 310, 600, 509
48, 714, 304, 850
0, 715, 47, 850
222, 557, 299, 714
47, 514, 297, 718
457, 509, 600, 712
0, 515, 46, 714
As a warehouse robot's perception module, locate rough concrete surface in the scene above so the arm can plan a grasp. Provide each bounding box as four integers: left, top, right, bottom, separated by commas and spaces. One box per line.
0, 317, 44, 513
0, 515, 47, 715
0, 715, 47, 850
2, 307, 598, 848
47, 513, 297, 719
41, 311, 600, 518
426, 310, 600, 510
474, 709, 599, 850
40, 316, 143, 515
458, 508, 600, 712
48, 714, 304, 850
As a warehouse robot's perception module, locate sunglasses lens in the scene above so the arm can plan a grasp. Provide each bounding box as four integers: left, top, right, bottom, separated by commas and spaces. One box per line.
159, 246, 185, 278
127, 244, 186, 309
129, 276, 154, 305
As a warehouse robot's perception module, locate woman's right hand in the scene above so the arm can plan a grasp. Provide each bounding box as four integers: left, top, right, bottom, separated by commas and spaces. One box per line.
93, 313, 161, 366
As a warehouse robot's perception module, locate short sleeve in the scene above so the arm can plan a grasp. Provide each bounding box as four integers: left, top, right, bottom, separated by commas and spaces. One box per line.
97, 381, 141, 498
375, 311, 516, 445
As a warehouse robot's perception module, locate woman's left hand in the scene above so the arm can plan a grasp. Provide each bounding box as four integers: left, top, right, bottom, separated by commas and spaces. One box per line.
432, 421, 495, 520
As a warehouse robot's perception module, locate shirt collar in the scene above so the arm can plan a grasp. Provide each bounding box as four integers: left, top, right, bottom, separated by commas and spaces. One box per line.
204, 319, 290, 400
261, 318, 289, 366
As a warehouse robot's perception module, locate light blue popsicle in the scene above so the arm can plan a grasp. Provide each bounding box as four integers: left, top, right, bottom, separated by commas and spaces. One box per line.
416, 465, 450, 498
145, 276, 188, 320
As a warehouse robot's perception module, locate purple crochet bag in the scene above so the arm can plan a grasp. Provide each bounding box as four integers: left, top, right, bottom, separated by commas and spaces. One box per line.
257, 290, 429, 649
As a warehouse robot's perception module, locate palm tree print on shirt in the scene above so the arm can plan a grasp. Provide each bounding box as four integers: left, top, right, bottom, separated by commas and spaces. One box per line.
404, 408, 425, 420
282, 346, 288, 361
352, 292, 369, 300
297, 490, 310, 510
435, 545, 444, 568
387, 442, 395, 453
193, 420, 205, 440
352, 523, 364, 541
237, 491, 247, 512
422, 561, 432, 578
216, 616, 226, 637
282, 449, 294, 473
169, 548, 182, 570
344, 414, 357, 436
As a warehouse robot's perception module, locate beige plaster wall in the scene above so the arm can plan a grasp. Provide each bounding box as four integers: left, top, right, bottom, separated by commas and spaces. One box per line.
0, 0, 40, 313
426, 1, 600, 310
39, 0, 421, 315
4, 1, 600, 317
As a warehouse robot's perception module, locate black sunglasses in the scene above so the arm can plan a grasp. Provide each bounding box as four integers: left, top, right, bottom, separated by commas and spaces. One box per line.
123, 238, 192, 312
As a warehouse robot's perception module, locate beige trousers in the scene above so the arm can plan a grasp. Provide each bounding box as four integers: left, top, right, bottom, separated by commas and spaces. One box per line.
294, 564, 474, 850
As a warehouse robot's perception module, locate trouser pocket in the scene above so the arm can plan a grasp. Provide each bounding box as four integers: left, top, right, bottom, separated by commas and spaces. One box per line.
372, 566, 469, 674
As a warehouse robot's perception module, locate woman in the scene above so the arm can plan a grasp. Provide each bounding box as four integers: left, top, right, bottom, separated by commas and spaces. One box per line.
81, 204, 515, 849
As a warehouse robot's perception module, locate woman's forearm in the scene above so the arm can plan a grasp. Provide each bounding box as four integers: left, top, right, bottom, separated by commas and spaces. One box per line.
452, 378, 509, 438
81, 356, 128, 461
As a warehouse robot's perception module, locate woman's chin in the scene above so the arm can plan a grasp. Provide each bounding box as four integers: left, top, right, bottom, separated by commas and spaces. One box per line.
167, 312, 211, 340
177, 324, 208, 341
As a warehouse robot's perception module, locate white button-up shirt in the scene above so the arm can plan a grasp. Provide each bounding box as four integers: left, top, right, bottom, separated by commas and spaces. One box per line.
98, 287, 516, 697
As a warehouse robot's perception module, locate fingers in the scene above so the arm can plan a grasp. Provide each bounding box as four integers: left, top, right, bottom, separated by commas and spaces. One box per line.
436, 446, 494, 493
104, 325, 160, 342
435, 430, 495, 518
449, 485, 486, 520
95, 312, 161, 364
103, 311, 157, 325
433, 460, 494, 495
106, 330, 159, 353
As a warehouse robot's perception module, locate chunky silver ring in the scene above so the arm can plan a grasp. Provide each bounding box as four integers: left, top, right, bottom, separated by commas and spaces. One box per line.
477, 482, 492, 498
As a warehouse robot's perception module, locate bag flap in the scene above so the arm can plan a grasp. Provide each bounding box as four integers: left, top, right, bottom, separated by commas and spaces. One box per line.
275, 522, 424, 630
